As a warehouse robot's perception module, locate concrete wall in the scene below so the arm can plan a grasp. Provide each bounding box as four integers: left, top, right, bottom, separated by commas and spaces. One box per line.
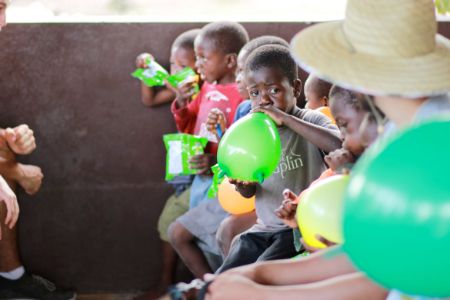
0, 22, 449, 292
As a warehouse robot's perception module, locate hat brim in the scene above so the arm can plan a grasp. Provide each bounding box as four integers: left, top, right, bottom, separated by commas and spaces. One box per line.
291, 21, 450, 97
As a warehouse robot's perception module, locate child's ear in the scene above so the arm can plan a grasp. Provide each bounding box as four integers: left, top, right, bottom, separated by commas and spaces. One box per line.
293, 79, 303, 98
226, 53, 238, 69
322, 96, 329, 107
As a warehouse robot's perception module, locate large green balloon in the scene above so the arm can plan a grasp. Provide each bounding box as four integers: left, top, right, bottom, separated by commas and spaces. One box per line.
343, 120, 450, 297
217, 112, 281, 182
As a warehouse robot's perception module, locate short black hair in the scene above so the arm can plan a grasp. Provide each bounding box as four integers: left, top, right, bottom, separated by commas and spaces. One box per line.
199, 21, 249, 54
172, 29, 201, 51
329, 86, 384, 117
241, 35, 289, 57
306, 75, 333, 99
245, 44, 298, 84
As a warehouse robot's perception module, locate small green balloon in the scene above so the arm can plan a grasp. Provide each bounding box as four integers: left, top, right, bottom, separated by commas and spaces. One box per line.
343, 119, 450, 297
217, 112, 281, 182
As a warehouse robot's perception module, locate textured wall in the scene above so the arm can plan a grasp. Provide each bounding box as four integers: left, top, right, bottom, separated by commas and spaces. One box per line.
0, 21, 448, 292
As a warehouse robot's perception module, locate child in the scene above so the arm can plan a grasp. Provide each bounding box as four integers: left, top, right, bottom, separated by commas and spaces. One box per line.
135, 29, 200, 107
168, 21, 249, 278
275, 86, 379, 230
135, 29, 202, 299
215, 44, 340, 273
304, 74, 335, 123
209, 35, 290, 258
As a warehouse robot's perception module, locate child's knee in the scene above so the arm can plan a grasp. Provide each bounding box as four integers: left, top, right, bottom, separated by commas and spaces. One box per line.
168, 221, 193, 248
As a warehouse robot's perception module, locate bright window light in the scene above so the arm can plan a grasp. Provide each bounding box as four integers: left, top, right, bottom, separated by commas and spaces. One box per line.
8, 0, 348, 23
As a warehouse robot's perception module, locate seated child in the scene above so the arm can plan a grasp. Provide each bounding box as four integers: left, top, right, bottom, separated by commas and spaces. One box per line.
135, 29, 201, 107
207, 35, 290, 257
168, 21, 249, 278
135, 29, 201, 297
275, 86, 379, 231
304, 74, 335, 124
216, 45, 340, 273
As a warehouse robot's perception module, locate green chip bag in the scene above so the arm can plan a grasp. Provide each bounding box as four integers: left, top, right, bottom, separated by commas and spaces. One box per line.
132, 57, 169, 87
167, 67, 200, 95
163, 134, 208, 181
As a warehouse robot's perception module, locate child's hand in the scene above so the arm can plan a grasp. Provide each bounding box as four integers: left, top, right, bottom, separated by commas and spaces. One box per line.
189, 154, 216, 175
228, 179, 257, 198
274, 189, 299, 228
169, 80, 198, 109
135, 52, 153, 68
16, 164, 43, 195
206, 108, 227, 139
300, 235, 337, 253
0, 125, 37, 155
324, 148, 355, 171
252, 105, 288, 126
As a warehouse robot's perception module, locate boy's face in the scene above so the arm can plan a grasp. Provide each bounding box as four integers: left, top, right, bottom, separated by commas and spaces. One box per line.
304, 77, 325, 110
170, 46, 196, 75
0, 0, 8, 31
245, 66, 298, 113
194, 35, 232, 83
235, 50, 250, 99
330, 97, 370, 156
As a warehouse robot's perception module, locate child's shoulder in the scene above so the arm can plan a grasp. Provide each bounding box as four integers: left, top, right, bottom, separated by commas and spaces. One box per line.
293, 107, 337, 129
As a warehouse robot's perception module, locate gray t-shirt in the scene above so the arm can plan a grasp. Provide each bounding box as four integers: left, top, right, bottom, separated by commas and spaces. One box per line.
250, 106, 338, 232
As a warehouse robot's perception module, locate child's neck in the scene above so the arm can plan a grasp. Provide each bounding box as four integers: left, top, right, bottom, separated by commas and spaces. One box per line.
216, 72, 236, 85
374, 95, 427, 129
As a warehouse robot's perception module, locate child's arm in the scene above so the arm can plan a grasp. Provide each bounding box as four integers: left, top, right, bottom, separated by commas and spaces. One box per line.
219, 246, 356, 285
135, 53, 176, 107
254, 106, 341, 153
171, 82, 202, 133
206, 272, 388, 300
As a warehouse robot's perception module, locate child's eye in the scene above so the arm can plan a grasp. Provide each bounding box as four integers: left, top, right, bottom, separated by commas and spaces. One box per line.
268, 87, 280, 95
249, 90, 259, 97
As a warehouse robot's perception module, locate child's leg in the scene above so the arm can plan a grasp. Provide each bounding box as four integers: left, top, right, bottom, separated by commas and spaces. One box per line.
168, 199, 229, 278
256, 229, 300, 262
216, 211, 257, 258
157, 188, 190, 287
216, 232, 271, 274
168, 220, 212, 278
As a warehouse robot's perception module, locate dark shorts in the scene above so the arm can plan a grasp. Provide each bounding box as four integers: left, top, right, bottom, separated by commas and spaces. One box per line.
216, 228, 301, 273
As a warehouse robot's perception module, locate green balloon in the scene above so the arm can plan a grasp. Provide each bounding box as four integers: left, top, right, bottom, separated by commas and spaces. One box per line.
217, 112, 281, 182
343, 120, 450, 297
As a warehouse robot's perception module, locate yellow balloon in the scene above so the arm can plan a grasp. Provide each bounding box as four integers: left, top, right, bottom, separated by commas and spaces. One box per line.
296, 175, 349, 248
218, 178, 255, 215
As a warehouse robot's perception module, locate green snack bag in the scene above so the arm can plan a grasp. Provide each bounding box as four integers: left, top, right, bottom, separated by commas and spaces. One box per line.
207, 164, 225, 198
163, 134, 208, 181
167, 67, 200, 94
132, 57, 169, 87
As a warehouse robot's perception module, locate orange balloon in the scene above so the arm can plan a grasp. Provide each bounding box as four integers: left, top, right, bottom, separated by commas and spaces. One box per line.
218, 178, 255, 215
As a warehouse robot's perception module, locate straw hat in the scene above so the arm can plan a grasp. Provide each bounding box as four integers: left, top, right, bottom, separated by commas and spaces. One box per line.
291, 0, 450, 97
